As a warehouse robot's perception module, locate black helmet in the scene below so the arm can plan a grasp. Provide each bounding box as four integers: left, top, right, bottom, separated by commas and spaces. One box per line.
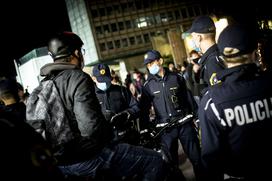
48, 31, 84, 61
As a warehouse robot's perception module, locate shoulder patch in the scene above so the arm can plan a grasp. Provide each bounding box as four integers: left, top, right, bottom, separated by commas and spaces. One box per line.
209, 72, 221, 86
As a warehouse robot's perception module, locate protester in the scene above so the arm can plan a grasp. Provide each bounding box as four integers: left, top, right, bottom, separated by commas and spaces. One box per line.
26, 31, 167, 180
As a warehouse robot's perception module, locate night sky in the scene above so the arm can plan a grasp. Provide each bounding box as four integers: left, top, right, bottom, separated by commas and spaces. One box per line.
1, 0, 71, 76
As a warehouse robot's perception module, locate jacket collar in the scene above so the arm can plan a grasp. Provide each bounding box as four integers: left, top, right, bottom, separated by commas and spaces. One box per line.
216, 63, 259, 83
198, 44, 218, 65
147, 67, 171, 82
40, 62, 79, 76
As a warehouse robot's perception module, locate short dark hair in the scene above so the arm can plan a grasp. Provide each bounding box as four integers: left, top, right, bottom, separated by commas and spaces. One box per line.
0, 79, 19, 101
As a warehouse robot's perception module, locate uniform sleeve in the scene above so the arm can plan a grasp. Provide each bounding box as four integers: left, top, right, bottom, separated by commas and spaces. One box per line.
205, 56, 225, 86
72, 72, 112, 140
198, 93, 225, 180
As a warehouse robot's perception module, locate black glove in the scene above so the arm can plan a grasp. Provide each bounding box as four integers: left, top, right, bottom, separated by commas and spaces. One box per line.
110, 111, 131, 128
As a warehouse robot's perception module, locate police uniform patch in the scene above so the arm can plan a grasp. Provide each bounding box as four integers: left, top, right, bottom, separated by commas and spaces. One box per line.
144, 54, 148, 60
209, 72, 221, 85
100, 69, 106, 75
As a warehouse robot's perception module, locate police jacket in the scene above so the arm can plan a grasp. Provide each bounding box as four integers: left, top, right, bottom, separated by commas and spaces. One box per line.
141, 68, 197, 123
94, 84, 140, 121
40, 62, 113, 165
198, 44, 225, 89
198, 63, 272, 180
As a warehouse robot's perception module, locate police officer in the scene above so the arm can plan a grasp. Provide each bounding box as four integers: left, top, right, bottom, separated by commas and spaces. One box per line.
139, 50, 202, 181
186, 15, 225, 93
198, 25, 272, 180
92, 63, 140, 144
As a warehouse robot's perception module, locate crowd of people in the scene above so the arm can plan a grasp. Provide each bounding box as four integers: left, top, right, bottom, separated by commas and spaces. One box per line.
1, 15, 272, 181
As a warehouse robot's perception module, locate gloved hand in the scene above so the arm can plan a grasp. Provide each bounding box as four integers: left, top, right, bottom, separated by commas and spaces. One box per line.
110, 111, 131, 128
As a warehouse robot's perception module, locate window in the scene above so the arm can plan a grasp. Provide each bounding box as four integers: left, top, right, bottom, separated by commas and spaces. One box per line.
103, 25, 110, 33
111, 23, 117, 32
118, 22, 124, 31
143, 34, 150, 43
125, 20, 132, 29
120, 3, 127, 13
136, 35, 143, 44
194, 6, 200, 16
174, 10, 181, 19
201, 6, 208, 15
154, 14, 161, 24
99, 8, 105, 17
107, 6, 113, 16
136, 17, 148, 28
160, 13, 167, 22
188, 7, 194, 17
129, 36, 136, 45
107, 41, 114, 50
142, 1, 150, 9
167, 12, 173, 22
122, 38, 128, 47
114, 40, 121, 48
91, 9, 98, 18
135, 1, 142, 9
95, 26, 102, 35
181, 8, 188, 19
113, 4, 120, 13
99, 42, 106, 51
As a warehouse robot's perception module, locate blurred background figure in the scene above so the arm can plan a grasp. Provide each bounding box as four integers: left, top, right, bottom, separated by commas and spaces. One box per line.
255, 38, 272, 71
110, 69, 122, 85
0, 78, 26, 120
131, 68, 145, 100
168, 62, 177, 72
17, 82, 29, 105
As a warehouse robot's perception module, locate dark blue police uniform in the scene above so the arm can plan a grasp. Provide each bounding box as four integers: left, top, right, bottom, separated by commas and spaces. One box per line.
95, 84, 140, 120
141, 68, 201, 179
199, 64, 272, 180
198, 44, 225, 88
185, 15, 225, 93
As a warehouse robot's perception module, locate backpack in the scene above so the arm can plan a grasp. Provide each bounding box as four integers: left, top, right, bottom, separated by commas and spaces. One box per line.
26, 76, 75, 149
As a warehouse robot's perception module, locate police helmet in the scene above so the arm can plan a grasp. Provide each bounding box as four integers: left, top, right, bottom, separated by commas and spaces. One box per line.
48, 31, 84, 61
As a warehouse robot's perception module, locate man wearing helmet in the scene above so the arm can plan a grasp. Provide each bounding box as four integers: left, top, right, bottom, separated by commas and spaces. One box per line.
27, 31, 167, 180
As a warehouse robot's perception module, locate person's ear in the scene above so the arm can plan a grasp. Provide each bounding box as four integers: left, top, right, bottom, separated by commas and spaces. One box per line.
159, 58, 164, 65
196, 34, 202, 42
74, 49, 80, 57
91, 76, 97, 83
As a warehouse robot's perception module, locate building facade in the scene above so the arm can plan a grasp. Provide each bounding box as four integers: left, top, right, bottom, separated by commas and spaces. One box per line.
65, 0, 213, 80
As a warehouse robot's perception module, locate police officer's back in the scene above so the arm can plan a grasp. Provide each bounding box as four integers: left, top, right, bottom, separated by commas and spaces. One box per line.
198, 25, 272, 180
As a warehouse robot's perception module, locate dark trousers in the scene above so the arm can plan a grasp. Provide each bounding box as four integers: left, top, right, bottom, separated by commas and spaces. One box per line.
58, 143, 167, 181
161, 122, 202, 180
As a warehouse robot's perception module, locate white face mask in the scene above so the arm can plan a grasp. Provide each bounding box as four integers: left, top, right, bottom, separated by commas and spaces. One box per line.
96, 82, 110, 91
149, 64, 160, 75
192, 40, 201, 53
